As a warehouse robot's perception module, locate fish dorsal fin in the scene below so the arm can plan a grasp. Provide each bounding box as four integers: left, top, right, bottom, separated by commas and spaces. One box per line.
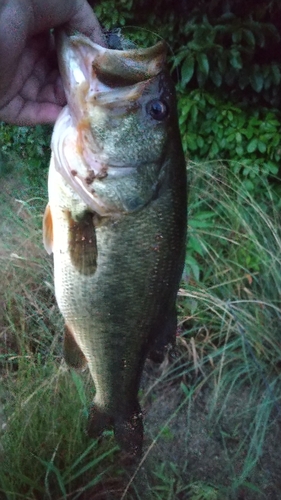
43, 204, 53, 255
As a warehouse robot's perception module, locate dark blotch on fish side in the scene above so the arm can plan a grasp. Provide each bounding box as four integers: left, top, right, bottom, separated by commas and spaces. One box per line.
67, 211, 97, 275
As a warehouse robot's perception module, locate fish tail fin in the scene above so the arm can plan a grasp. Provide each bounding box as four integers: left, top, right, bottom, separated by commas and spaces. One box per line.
87, 402, 143, 458
113, 404, 143, 458
87, 404, 113, 438
149, 307, 177, 363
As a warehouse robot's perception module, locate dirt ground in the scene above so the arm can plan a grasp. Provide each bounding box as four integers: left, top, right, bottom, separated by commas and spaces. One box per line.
141, 359, 281, 500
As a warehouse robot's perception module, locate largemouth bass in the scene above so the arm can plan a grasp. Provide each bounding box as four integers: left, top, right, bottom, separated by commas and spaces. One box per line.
43, 31, 187, 457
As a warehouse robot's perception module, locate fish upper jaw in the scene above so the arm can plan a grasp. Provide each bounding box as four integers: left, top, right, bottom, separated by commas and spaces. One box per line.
56, 31, 166, 123
52, 31, 171, 216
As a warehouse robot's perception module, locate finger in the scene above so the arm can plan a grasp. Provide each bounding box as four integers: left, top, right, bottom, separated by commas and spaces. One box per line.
67, 1, 107, 46
0, 96, 63, 125
0, 1, 29, 98
28, 0, 106, 46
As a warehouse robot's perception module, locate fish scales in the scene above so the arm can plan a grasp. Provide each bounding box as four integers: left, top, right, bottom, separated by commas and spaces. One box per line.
44, 31, 187, 457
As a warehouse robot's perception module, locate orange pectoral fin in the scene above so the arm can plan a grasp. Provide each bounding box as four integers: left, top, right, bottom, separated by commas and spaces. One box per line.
43, 204, 53, 255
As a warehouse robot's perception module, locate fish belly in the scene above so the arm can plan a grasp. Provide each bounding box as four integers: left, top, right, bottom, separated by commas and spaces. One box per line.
49, 159, 186, 457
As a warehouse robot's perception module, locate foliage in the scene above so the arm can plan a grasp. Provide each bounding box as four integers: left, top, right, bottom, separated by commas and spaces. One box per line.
0, 0, 280, 197
173, 11, 281, 106
178, 90, 281, 187
93, 0, 281, 193
0, 123, 51, 189
184, 161, 281, 285
94, 0, 281, 105
1, 2, 281, 497
93, 0, 134, 30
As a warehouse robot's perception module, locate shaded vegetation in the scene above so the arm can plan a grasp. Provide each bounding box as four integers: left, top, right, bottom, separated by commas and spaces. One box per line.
92, 0, 281, 187
0, 1, 281, 498
0, 162, 281, 499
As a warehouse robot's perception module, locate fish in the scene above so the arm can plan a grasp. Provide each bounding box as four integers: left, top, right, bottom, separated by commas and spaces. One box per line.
43, 30, 187, 458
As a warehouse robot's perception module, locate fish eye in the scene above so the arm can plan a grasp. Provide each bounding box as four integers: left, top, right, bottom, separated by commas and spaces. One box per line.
146, 99, 169, 121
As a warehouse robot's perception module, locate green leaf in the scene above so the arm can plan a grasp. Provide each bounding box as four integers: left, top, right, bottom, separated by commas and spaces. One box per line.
238, 71, 250, 90
196, 136, 204, 148
236, 132, 242, 143
187, 235, 204, 256
209, 141, 219, 158
196, 52, 209, 76
185, 254, 201, 281
229, 50, 243, 70
196, 69, 208, 87
266, 161, 278, 174
191, 104, 198, 124
258, 140, 266, 154
255, 30, 265, 48
271, 64, 281, 85
243, 29, 255, 48
186, 134, 198, 151
243, 179, 255, 191
226, 132, 236, 143
247, 138, 258, 153
209, 68, 222, 87
181, 56, 195, 86
235, 145, 244, 156
172, 50, 189, 70
205, 94, 216, 106
225, 68, 237, 86
272, 134, 280, 147
232, 29, 242, 44
250, 66, 264, 92
227, 110, 234, 122
193, 211, 215, 220
189, 219, 213, 229
220, 12, 235, 21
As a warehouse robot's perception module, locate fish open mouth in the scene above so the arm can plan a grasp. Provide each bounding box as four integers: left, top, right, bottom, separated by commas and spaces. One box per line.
56, 31, 166, 91
51, 109, 134, 215
52, 32, 167, 215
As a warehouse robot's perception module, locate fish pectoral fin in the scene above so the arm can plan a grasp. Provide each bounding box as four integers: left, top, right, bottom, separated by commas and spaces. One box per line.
63, 324, 88, 370
67, 211, 97, 275
43, 203, 53, 255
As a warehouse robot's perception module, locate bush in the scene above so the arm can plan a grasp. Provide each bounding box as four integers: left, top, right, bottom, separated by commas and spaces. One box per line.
178, 90, 281, 189
0, 123, 51, 188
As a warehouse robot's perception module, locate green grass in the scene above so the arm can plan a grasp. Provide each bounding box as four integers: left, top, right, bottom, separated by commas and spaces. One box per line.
0, 160, 281, 499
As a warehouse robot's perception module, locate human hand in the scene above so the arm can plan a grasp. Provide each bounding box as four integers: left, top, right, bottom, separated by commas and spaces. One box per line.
0, 0, 105, 126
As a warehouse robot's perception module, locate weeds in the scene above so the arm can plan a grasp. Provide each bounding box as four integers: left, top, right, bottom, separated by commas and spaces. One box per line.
0, 161, 281, 499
